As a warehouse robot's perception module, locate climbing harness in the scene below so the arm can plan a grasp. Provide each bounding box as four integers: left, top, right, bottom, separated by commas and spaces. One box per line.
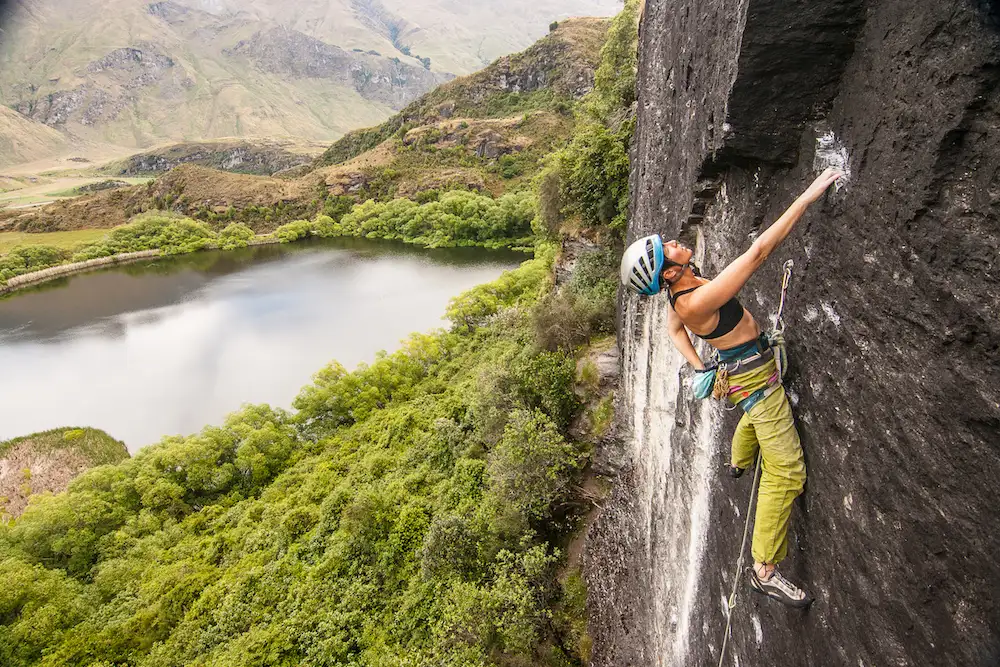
703, 261, 793, 412
716, 259, 795, 667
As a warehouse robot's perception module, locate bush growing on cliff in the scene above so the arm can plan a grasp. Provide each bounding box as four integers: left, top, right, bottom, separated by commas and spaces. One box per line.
540, 0, 639, 234
487, 408, 583, 523
557, 122, 632, 229
533, 249, 618, 351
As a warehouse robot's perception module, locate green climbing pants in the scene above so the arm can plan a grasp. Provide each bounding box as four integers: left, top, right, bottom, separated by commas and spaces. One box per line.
728, 365, 806, 565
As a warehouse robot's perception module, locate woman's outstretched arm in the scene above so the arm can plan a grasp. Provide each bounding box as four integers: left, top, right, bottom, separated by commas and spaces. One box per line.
683, 168, 842, 314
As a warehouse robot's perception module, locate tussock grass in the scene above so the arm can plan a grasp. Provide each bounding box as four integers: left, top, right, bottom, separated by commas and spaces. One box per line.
0, 230, 109, 255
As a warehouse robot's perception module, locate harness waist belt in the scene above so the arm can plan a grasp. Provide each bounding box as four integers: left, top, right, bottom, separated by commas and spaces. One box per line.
719, 346, 774, 375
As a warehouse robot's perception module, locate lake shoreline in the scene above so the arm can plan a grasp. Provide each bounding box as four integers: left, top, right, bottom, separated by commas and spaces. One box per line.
0, 237, 284, 297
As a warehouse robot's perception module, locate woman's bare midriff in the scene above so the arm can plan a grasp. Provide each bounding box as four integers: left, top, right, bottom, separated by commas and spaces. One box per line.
697, 308, 761, 351
671, 278, 762, 350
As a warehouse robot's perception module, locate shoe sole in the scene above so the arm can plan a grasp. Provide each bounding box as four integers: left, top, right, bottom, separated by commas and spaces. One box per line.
748, 580, 814, 608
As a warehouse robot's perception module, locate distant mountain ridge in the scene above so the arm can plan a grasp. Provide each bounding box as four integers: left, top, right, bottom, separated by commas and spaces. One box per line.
0, 0, 619, 165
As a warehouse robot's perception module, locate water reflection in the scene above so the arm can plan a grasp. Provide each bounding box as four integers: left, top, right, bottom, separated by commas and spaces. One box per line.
0, 238, 523, 450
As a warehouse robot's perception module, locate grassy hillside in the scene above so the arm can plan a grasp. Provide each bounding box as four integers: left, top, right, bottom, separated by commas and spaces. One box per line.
0, 0, 618, 166
0, 107, 69, 167
1, 17, 611, 235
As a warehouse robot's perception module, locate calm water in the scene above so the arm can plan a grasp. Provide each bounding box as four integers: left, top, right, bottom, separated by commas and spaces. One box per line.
0, 239, 523, 451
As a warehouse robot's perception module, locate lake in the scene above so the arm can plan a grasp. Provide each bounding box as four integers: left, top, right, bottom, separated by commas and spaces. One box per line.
0, 238, 524, 451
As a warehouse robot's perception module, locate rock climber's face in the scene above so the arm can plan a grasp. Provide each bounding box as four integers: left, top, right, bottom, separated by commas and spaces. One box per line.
662, 239, 694, 267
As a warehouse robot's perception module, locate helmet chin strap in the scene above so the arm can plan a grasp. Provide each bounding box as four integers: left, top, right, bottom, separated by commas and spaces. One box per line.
664, 263, 694, 286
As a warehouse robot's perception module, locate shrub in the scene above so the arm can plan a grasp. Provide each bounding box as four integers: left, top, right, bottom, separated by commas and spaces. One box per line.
218, 222, 255, 250
557, 122, 631, 230
549, 20, 559, 31
497, 154, 522, 179
436, 545, 557, 657
568, 249, 618, 332
533, 166, 562, 239
419, 514, 480, 580
322, 195, 355, 222
533, 290, 592, 352
487, 409, 580, 522
312, 214, 341, 238
0, 244, 70, 283
273, 219, 313, 243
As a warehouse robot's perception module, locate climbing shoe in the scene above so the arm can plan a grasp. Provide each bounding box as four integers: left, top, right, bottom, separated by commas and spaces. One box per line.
747, 566, 814, 608
725, 463, 745, 479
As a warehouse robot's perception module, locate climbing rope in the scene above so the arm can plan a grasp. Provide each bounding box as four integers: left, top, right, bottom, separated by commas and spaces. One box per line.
716, 260, 795, 667
717, 450, 762, 667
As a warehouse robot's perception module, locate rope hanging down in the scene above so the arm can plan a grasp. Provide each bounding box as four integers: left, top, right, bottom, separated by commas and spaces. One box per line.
716, 259, 795, 667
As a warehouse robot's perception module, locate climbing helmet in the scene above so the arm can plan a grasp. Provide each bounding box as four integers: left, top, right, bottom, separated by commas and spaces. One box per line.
620, 234, 665, 295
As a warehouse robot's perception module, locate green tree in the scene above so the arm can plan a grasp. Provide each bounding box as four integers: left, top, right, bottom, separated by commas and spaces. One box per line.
487, 410, 581, 522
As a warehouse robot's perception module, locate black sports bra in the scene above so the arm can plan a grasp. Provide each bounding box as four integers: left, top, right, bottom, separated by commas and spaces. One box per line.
668, 285, 745, 340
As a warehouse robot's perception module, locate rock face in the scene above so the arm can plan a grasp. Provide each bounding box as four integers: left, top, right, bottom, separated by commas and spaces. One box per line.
14, 42, 191, 128
587, 1, 1000, 667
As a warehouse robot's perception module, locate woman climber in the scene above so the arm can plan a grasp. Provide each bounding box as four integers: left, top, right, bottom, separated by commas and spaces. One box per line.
619, 167, 842, 607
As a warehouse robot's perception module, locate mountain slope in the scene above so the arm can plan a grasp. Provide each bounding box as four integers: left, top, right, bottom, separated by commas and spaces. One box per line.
0, 106, 69, 166
2, 17, 611, 233
0, 0, 619, 164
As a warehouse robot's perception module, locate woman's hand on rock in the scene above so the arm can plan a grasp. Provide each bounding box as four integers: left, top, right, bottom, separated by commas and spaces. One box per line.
800, 167, 843, 203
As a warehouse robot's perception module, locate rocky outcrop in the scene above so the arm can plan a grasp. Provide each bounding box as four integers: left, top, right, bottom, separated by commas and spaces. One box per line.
13, 42, 191, 128
77, 179, 129, 193
316, 17, 610, 168
0, 428, 129, 520
107, 140, 316, 176
227, 27, 451, 109
588, 1, 1000, 666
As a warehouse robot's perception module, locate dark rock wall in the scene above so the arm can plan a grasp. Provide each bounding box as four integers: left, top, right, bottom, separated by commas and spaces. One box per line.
588, 1, 1000, 666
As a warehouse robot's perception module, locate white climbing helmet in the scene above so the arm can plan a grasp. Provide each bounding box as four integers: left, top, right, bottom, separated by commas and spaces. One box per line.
620, 234, 666, 295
